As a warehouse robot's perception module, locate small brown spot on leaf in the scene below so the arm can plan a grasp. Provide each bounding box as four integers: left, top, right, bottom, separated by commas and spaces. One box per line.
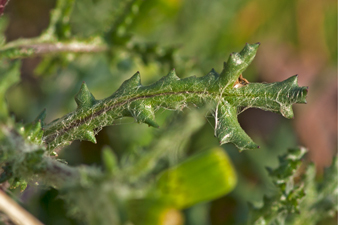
234, 74, 249, 88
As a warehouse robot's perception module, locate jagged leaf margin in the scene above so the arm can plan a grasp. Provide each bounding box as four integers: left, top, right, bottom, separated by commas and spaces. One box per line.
42, 43, 308, 151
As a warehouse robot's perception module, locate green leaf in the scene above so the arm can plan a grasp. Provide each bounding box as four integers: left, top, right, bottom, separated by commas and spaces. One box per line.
127, 199, 183, 225
248, 147, 307, 224
155, 147, 237, 209
219, 43, 259, 88
0, 61, 21, 121
42, 43, 308, 151
104, 0, 144, 45
42, 0, 75, 40
291, 155, 338, 225
102, 146, 119, 176
18, 108, 46, 145
128, 100, 159, 128
215, 101, 258, 149
249, 148, 338, 225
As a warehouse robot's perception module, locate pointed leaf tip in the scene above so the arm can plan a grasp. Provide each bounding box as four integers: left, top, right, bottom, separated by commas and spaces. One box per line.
301, 87, 308, 104
215, 103, 258, 150
283, 74, 299, 86
237, 142, 260, 151
129, 101, 159, 128
75, 82, 96, 109
29, 120, 43, 140
34, 108, 46, 126
206, 68, 219, 78
82, 130, 96, 144
133, 71, 141, 81
219, 43, 259, 86
271, 75, 308, 113
144, 118, 159, 128
166, 69, 180, 80
239, 43, 260, 58
119, 72, 142, 91
280, 105, 294, 119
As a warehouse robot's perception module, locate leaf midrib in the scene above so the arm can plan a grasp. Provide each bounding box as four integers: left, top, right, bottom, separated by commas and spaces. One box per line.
43, 83, 284, 144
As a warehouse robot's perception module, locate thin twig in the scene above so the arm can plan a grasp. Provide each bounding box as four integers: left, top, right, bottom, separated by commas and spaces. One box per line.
19, 42, 108, 55
0, 190, 43, 225
0, 37, 109, 59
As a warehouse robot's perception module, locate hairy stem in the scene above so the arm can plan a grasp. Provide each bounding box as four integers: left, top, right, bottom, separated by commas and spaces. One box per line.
0, 124, 79, 188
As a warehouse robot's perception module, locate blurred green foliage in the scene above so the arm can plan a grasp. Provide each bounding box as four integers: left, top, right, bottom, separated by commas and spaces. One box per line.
249, 148, 337, 225
0, 0, 336, 224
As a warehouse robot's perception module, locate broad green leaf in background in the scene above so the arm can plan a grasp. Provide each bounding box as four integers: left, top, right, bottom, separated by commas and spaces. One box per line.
156, 147, 237, 209
127, 199, 184, 225
127, 147, 237, 225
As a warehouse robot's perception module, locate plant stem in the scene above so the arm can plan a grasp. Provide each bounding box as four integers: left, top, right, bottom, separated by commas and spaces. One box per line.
18, 42, 107, 55
0, 37, 108, 59
0, 190, 43, 225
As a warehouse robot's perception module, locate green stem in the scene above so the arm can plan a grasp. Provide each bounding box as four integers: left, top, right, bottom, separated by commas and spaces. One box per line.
0, 37, 107, 59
